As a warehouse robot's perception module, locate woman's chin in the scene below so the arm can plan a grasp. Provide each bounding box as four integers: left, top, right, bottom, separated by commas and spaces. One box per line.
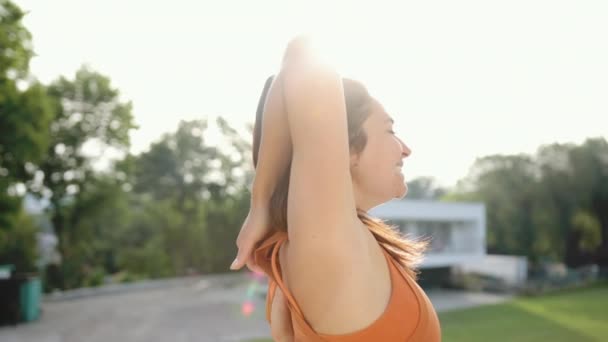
395, 183, 408, 199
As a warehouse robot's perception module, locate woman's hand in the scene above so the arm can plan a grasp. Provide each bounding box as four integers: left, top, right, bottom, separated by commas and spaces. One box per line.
230, 206, 271, 273
281, 35, 328, 69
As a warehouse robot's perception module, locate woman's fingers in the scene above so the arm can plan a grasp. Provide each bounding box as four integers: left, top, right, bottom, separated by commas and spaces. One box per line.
231, 248, 264, 274
246, 256, 264, 274
230, 240, 250, 270
232, 230, 264, 272
232, 209, 271, 272
231, 232, 248, 270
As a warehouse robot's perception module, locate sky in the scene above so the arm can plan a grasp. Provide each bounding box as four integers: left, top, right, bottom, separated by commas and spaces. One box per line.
14, 0, 608, 188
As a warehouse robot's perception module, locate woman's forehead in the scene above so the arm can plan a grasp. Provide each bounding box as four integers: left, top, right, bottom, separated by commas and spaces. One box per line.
369, 100, 393, 124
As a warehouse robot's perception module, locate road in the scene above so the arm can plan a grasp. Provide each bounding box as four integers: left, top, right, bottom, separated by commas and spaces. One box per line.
0, 274, 512, 342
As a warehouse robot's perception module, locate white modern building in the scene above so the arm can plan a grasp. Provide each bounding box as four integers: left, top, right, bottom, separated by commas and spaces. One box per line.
370, 199, 486, 269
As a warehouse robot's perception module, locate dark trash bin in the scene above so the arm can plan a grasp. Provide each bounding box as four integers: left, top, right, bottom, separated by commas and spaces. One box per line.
0, 264, 20, 325
0, 265, 41, 325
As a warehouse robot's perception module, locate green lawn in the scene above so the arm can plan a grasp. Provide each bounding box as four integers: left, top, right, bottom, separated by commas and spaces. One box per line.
439, 282, 607, 341
249, 282, 608, 342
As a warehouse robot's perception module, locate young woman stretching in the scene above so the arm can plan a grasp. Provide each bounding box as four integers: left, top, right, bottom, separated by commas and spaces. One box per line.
231, 37, 441, 342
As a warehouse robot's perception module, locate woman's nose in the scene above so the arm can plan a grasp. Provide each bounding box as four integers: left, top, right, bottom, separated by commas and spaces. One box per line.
400, 139, 412, 157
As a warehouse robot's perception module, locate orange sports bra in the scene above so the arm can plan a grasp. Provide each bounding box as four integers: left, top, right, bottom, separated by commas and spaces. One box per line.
254, 231, 441, 341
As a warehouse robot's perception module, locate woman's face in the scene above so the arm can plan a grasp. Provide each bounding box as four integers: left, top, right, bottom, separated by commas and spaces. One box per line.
350, 99, 411, 210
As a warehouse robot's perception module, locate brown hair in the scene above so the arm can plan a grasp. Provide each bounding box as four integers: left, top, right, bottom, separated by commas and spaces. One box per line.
253, 76, 427, 279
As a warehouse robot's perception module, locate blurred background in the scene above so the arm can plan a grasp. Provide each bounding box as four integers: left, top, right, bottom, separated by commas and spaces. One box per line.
1, 0, 607, 341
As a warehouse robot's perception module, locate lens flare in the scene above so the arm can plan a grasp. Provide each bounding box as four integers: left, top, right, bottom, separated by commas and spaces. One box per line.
240, 269, 268, 317
241, 300, 255, 316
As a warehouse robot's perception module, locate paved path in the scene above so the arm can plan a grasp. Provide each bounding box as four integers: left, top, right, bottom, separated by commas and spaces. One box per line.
425, 289, 514, 312
0, 275, 513, 342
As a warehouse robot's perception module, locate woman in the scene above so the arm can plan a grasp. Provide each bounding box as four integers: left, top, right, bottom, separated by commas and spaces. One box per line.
231, 37, 441, 341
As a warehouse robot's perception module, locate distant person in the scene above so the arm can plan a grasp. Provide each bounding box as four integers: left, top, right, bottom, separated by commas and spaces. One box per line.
231, 36, 441, 341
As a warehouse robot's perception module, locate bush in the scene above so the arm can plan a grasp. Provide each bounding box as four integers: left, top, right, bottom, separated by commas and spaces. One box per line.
83, 267, 106, 287
521, 263, 600, 296
0, 209, 38, 273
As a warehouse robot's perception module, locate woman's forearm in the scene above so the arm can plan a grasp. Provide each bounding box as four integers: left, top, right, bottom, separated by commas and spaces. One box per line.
251, 37, 319, 208
250, 74, 292, 208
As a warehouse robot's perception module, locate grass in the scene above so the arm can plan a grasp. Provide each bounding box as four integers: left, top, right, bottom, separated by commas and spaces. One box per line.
248, 281, 608, 341
439, 282, 608, 341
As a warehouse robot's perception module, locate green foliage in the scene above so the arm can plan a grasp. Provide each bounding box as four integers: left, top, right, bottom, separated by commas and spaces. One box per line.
407, 176, 446, 200
116, 199, 179, 278
0, 0, 53, 273
572, 210, 602, 253
0, 0, 33, 80
132, 120, 216, 205
0, 82, 54, 180
36, 66, 137, 289
82, 266, 106, 288
39, 66, 136, 202
447, 138, 608, 267
27, 112, 251, 290
124, 118, 252, 276
0, 208, 38, 272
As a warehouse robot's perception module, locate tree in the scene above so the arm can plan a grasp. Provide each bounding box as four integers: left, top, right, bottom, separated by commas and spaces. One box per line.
406, 176, 446, 200
128, 118, 252, 275
0, 0, 33, 81
446, 138, 608, 268
0, 0, 54, 271
572, 210, 602, 253
36, 66, 136, 289
132, 120, 217, 211
447, 154, 543, 261
537, 138, 608, 266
